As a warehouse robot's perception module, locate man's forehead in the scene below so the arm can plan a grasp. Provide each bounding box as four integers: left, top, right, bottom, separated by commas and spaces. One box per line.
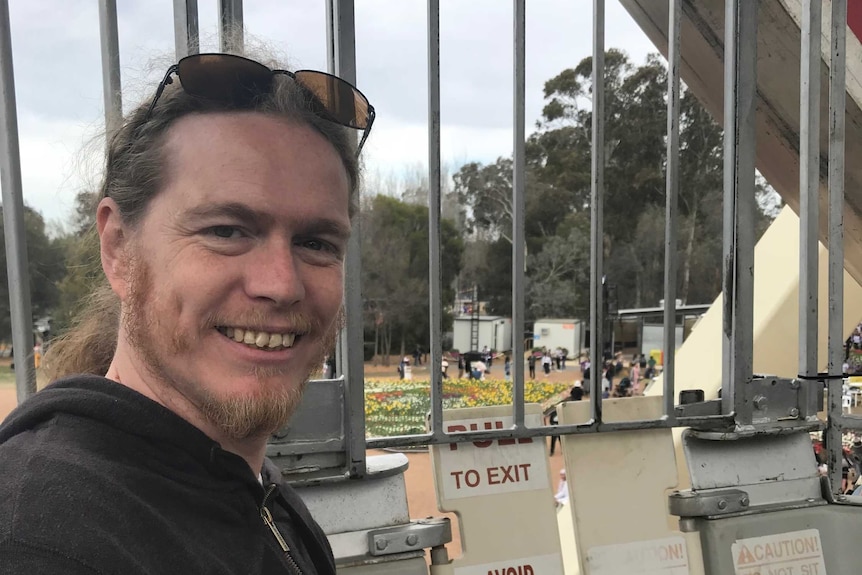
156, 112, 351, 219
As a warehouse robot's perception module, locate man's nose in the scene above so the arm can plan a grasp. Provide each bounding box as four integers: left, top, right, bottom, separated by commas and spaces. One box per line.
244, 241, 306, 305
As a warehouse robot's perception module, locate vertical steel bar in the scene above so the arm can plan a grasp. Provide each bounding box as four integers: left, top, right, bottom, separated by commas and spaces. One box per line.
721, 0, 757, 422
0, 0, 35, 401
327, 0, 366, 477
826, 0, 847, 498
798, 0, 821, 378
173, 0, 200, 59
589, 0, 605, 423
662, 0, 681, 420
427, 0, 446, 441
218, 0, 243, 53
98, 0, 122, 139
512, 0, 526, 427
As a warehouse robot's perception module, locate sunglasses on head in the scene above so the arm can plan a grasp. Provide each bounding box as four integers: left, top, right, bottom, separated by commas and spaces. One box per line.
144, 53, 375, 155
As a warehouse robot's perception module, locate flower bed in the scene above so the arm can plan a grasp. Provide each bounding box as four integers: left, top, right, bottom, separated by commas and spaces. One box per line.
364, 378, 572, 437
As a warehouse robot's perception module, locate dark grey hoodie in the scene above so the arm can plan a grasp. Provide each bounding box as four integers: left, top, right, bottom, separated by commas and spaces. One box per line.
0, 375, 335, 574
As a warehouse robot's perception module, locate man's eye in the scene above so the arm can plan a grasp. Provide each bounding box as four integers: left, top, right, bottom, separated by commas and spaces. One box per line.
210, 226, 241, 239
303, 239, 325, 251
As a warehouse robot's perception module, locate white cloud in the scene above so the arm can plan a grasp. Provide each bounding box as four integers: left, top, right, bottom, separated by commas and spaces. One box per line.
1, 0, 657, 224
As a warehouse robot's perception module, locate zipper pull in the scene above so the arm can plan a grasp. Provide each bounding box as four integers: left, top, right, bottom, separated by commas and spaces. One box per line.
261, 506, 290, 553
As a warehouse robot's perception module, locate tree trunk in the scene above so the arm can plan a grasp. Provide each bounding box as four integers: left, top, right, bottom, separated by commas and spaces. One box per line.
681, 203, 698, 304
383, 324, 391, 366
373, 321, 379, 366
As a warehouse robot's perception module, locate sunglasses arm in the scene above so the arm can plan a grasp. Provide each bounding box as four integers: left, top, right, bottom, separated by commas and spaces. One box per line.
356, 107, 375, 157
143, 65, 180, 123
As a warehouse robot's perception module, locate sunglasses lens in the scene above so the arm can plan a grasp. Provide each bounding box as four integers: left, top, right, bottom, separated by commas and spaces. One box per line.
293, 71, 370, 129
178, 54, 273, 106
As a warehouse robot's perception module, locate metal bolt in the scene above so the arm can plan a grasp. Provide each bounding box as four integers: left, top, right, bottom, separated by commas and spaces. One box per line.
790, 379, 801, 389
405, 534, 419, 546
789, 407, 800, 418
740, 496, 749, 507
753, 395, 767, 410
375, 539, 388, 551
717, 499, 728, 510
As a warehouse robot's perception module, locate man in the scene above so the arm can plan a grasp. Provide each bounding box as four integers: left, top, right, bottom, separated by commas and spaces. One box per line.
0, 52, 374, 574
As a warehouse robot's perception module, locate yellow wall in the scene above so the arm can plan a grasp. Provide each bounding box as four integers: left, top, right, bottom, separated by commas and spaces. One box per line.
646, 205, 862, 399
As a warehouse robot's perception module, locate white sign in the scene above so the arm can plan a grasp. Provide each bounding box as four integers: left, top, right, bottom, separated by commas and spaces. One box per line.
436, 414, 548, 500
732, 529, 827, 575
454, 553, 562, 575
587, 536, 689, 574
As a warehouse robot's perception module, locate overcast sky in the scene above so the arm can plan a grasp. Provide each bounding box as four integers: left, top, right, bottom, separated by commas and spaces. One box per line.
5, 1, 655, 227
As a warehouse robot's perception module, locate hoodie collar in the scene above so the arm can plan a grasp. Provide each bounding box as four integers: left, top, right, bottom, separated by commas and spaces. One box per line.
0, 374, 257, 483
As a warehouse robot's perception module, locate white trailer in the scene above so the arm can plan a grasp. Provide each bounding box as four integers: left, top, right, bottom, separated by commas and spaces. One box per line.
531, 318, 586, 358
451, 315, 512, 353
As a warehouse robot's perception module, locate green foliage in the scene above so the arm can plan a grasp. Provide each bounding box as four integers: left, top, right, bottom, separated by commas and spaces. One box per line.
361, 195, 463, 360
454, 49, 782, 321
0, 204, 67, 341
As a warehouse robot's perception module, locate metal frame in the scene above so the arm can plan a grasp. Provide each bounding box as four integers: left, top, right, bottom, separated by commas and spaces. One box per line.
0, 0, 35, 402
0, 0, 856, 488
173, 0, 200, 59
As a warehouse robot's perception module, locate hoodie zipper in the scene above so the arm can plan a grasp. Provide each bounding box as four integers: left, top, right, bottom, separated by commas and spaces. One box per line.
261, 483, 304, 575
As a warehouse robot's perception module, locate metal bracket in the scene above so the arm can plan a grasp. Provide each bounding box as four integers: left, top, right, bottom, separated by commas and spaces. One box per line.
675, 376, 824, 434
669, 489, 750, 517
368, 518, 452, 556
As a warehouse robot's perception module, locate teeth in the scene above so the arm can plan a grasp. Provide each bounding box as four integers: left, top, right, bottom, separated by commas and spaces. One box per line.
267, 333, 282, 348
221, 327, 298, 350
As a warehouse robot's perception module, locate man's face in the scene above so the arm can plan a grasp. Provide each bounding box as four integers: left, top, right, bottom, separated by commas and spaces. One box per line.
120, 112, 350, 439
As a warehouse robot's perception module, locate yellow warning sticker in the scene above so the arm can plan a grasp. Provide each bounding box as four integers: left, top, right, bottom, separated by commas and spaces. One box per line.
731, 529, 827, 575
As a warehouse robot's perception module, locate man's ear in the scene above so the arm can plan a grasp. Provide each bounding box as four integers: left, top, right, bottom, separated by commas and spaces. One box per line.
96, 197, 131, 300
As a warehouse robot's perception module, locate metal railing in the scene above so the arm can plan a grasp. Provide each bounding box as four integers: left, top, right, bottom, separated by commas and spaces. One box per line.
1, 0, 858, 494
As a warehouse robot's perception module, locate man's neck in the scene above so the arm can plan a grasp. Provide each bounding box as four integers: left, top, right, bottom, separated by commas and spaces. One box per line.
105, 341, 268, 476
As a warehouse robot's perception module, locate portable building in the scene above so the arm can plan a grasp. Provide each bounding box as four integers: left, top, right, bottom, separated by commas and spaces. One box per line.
531, 319, 587, 359
451, 316, 512, 353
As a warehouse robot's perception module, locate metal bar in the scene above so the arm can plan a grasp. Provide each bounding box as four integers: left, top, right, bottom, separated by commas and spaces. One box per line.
798, 0, 821, 378
98, 0, 122, 139
826, 0, 847, 497
589, 0, 605, 422
173, 0, 200, 59
218, 0, 243, 53
0, 0, 35, 401
427, 0, 446, 442
511, 0, 526, 428
662, 0, 681, 420
327, 0, 366, 477
721, 0, 757, 423
365, 417, 675, 449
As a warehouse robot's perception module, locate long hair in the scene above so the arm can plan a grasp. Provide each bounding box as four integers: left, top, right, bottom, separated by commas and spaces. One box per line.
43, 52, 361, 382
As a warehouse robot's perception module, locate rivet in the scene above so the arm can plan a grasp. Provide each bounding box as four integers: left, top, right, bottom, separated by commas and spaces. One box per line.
406, 534, 419, 546
789, 407, 800, 418
717, 499, 728, 510
376, 539, 388, 551
740, 496, 749, 507
753, 395, 767, 410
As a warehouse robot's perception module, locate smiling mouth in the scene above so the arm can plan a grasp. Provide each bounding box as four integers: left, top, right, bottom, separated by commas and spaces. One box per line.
216, 327, 299, 351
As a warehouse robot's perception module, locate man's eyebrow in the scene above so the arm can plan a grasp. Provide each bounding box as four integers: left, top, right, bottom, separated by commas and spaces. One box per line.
180, 202, 351, 238
181, 202, 272, 225
301, 218, 352, 240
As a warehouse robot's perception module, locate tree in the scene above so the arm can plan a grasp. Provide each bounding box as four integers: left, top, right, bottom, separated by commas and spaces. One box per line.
360, 195, 463, 363
0, 205, 67, 341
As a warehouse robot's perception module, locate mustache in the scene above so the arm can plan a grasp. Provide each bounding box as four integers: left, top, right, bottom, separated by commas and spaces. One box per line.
203, 309, 320, 334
